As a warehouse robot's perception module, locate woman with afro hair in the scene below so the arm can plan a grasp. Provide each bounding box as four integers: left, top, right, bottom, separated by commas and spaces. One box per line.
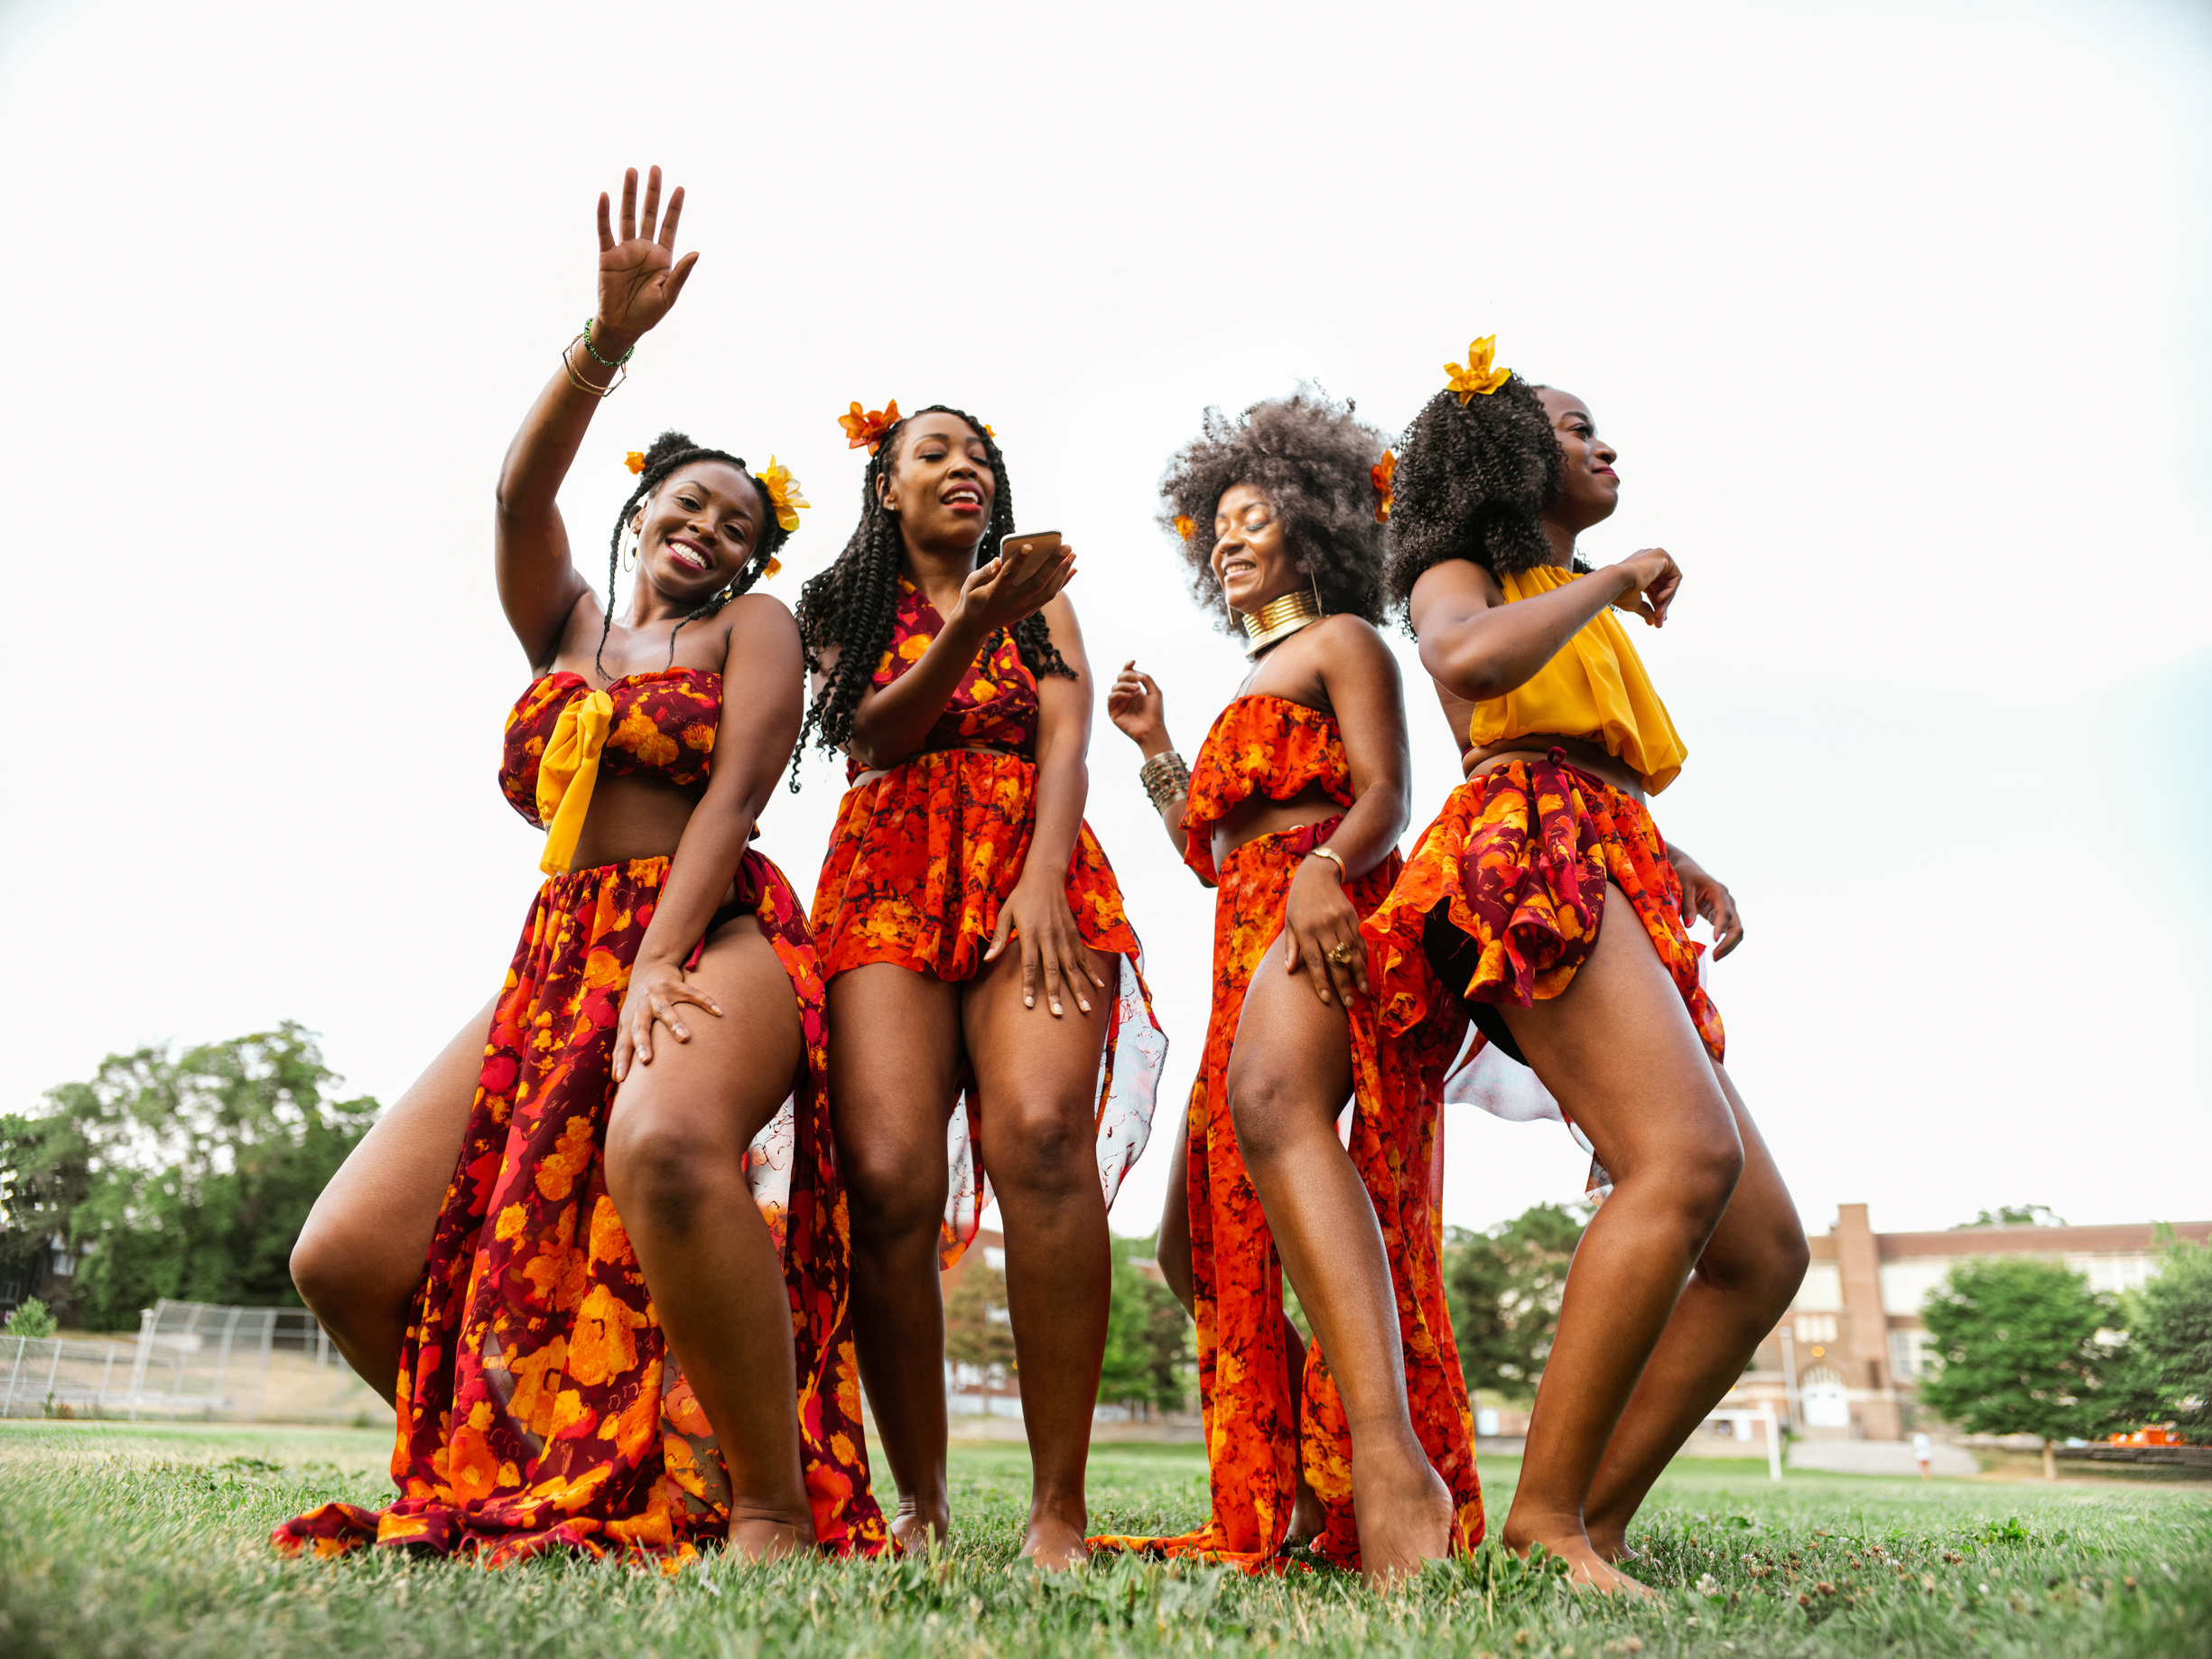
1095, 391, 1482, 1585
795, 405, 1165, 1567
280, 169, 884, 1566
1362, 346, 1807, 1590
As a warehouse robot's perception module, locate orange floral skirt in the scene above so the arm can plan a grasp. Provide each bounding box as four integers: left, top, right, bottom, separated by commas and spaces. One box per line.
1364, 751, 1724, 1065
1092, 819, 1482, 1572
811, 748, 1166, 1267
274, 851, 884, 1567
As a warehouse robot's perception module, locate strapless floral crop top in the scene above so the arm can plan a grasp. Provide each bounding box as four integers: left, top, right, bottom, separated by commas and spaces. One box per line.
1181, 694, 1352, 885
501, 668, 721, 873
855, 578, 1038, 781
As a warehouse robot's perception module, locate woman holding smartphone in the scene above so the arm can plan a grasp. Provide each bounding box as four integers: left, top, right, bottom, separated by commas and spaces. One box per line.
279, 168, 882, 1565
1095, 393, 1481, 1585
1362, 341, 1804, 1589
796, 405, 1165, 1568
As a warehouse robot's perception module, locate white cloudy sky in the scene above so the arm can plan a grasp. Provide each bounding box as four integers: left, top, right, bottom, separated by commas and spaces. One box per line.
1, 0, 2206, 1243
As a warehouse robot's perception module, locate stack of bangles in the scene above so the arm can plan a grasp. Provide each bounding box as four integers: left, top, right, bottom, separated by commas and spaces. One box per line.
561, 318, 634, 398
1139, 750, 1189, 812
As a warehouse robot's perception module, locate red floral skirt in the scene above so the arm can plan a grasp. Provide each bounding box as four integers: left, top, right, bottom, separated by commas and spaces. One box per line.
811, 749, 1166, 1267
1092, 819, 1482, 1572
1364, 752, 1724, 1063
274, 851, 884, 1567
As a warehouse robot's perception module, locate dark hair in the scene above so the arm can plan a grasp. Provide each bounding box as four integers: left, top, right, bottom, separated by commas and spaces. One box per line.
1160, 387, 1391, 633
794, 405, 1072, 768
1381, 375, 1564, 610
595, 429, 795, 682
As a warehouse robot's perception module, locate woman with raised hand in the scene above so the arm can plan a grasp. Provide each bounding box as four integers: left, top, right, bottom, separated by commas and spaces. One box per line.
797, 404, 1166, 1568
277, 167, 882, 1567
1094, 392, 1481, 1587
1362, 340, 1806, 1589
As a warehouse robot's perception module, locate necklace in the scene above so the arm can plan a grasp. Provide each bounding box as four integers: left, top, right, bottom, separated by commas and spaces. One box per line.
1239, 586, 1324, 658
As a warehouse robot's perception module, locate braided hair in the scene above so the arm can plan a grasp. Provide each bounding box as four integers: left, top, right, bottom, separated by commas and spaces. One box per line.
1382, 375, 1568, 616
594, 428, 795, 683
794, 405, 1072, 766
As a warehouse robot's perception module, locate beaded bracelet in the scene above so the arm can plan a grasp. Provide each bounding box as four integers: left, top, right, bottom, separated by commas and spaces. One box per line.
1139, 750, 1190, 813
582, 318, 637, 368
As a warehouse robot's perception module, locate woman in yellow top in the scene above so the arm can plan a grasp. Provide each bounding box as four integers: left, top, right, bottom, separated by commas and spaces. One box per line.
1362, 343, 1808, 1592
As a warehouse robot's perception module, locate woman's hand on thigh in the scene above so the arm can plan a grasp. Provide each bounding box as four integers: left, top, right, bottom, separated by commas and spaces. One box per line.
1280, 855, 1368, 1006
613, 958, 724, 1081
984, 874, 1105, 1018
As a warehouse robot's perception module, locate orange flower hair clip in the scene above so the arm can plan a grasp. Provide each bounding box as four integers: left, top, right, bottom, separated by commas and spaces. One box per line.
624, 451, 647, 475
838, 399, 901, 454
1371, 451, 1396, 523
756, 456, 809, 538
1174, 514, 1196, 543
1445, 336, 1510, 404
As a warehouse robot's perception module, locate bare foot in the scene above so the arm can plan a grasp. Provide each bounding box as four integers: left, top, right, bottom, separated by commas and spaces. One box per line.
1585, 1524, 1638, 1564
1502, 1516, 1656, 1597
888, 1496, 951, 1556
1287, 1474, 1328, 1548
1018, 1512, 1090, 1570
1352, 1452, 1454, 1590
726, 1516, 812, 1562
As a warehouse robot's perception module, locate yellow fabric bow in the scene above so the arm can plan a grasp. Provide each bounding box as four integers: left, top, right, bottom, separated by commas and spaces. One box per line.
536, 689, 614, 875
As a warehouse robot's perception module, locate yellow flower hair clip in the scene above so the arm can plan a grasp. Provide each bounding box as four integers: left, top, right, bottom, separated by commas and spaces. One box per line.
1174, 514, 1196, 543
625, 451, 647, 475
1371, 451, 1396, 522
757, 456, 809, 536
1445, 336, 1510, 404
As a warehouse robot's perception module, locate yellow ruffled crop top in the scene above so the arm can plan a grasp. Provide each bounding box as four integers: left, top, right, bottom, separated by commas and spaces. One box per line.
1464, 564, 1688, 793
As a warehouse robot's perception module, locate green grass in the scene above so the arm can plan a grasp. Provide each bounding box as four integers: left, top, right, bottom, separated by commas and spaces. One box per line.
2, 1421, 2207, 1657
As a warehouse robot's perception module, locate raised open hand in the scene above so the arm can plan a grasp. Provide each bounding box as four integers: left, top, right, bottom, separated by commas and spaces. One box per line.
1107, 662, 1166, 750
593, 166, 700, 345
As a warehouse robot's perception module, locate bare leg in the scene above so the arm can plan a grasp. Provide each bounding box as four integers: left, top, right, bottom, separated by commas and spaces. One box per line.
1495, 885, 1744, 1593
963, 942, 1115, 1570
603, 918, 812, 1561
1581, 1067, 1807, 1559
828, 964, 962, 1552
1160, 1103, 1325, 1543
290, 995, 494, 1404
1228, 947, 1452, 1590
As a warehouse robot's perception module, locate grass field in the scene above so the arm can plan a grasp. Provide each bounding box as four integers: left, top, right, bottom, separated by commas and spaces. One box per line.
1, 1421, 2206, 1658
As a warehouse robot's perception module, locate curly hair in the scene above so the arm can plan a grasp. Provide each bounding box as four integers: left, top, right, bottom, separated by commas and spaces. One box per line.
1158, 388, 1392, 633
793, 405, 1072, 773
1381, 375, 1566, 611
595, 428, 795, 682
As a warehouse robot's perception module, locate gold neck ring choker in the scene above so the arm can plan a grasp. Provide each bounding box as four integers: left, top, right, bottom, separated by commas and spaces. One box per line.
1239, 583, 1325, 658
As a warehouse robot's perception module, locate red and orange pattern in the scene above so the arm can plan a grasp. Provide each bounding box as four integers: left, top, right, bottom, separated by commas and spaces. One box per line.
810, 579, 1166, 1266
1363, 749, 1724, 1064
1094, 696, 1482, 1573
500, 668, 720, 821
275, 674, 883, 1567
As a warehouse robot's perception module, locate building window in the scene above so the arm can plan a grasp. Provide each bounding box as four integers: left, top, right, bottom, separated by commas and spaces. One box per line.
1794, 1314, 1837, 1345
1890, 1329, 1933, 1381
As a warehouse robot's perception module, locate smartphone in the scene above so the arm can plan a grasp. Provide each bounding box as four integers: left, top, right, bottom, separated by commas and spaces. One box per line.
996, 529, 1062, 564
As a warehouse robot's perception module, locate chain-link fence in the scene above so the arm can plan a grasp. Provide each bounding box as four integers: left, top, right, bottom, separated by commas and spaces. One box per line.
0, 1299, 387, 1423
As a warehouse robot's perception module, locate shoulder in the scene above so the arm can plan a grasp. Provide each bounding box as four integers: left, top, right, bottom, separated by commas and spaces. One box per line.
1408, 557, 1503, 634
719, 592, 802, 665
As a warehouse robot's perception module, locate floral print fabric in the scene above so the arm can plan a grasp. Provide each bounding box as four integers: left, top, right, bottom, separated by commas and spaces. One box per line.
810, 579, 1166, 1269
1094, 699, 1482, 1573
1363, 750, 1724, 1064
502, 668, 722, 823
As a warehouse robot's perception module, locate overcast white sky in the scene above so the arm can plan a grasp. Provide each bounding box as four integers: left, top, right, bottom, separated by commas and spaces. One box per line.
1, 0, 2206, 1242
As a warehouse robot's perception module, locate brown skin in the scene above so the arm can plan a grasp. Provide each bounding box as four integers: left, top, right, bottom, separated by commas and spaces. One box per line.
1406, 388, 1805, 1591
1107, 482, 1441, 1588
290, 168, 820, 1563
813, 413, 1111, 1570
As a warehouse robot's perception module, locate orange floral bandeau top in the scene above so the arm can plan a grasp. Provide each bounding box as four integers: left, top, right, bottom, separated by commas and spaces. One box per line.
501, 668, 721, 874
854, 576, 1038, 781
1180, 694, 1352, 886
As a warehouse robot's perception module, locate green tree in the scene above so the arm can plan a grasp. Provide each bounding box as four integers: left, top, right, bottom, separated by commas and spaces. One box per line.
1099, 1234, 1192, 1416
2108, 1229, 2212, 1438
3, 1297, 56, 1339
0, 1024, 377, 1331
1444, 1202, 1586, 1400
1953, 1204, 2068, 1229
1919, 1257, 2114, 1478
943, 1258, 1017, 1375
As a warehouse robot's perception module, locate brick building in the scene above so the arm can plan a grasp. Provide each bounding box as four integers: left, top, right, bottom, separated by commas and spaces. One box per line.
1724, 1204, 2209, 1441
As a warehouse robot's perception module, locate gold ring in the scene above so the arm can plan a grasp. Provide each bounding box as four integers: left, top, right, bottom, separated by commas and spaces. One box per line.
1326, 943, 1355, 965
